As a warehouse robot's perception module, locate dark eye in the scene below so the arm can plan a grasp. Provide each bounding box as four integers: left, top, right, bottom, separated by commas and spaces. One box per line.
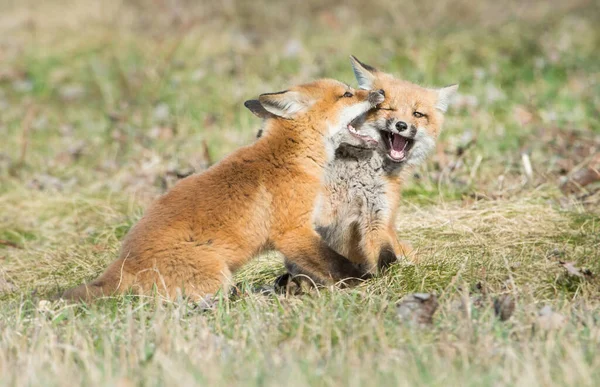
343, 92, 353, 98
413, 111, 425, 118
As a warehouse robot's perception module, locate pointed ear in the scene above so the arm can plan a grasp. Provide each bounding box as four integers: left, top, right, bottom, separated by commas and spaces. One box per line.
435, 84, 459, 113
349, 55, 378, 90
244, 99, 275, 119
258, 90, 311, 119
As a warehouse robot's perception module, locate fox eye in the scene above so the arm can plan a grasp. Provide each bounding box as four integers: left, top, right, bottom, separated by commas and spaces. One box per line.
413, 111, 426, 118
342, 92, 353, 98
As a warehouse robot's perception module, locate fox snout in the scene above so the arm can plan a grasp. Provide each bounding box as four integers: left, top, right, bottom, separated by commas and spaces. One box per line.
368, 89, 385, 106
390, 119, 418, 138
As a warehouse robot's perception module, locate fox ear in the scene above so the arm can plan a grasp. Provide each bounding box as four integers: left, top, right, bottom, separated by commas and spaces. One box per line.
435, 84, 459, 113
244, 99, 276, 119
258, 90, 311, 119
349, 55, 378, 90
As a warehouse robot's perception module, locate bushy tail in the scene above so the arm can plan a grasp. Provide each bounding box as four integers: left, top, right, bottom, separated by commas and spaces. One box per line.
60, 260, 128, 302
60, 281, 112, 303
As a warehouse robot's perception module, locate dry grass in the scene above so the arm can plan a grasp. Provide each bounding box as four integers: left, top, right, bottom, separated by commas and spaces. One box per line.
1, 0, 600, 385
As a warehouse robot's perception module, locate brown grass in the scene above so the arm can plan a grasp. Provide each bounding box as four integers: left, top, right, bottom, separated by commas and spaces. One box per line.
0, 0, 599, 385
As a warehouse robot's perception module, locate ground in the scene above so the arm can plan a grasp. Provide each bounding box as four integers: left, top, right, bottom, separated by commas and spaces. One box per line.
0, 1, 599, 385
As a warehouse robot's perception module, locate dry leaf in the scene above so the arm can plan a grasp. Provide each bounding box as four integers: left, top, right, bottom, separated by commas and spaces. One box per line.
396, 293, 438, 327
55, 141, 85, 165
493, 295, 515, 321
559, 261, 592, 279
560, 153, 600, 193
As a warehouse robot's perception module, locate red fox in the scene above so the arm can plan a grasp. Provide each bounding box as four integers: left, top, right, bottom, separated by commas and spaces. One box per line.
249, 57, 457, 287
61, 79, 385, 301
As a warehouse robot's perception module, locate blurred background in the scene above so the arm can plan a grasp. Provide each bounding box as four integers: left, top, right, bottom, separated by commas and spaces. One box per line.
0, 0, 599, 289
1, 0, 598, 200
1, 4, 600, 383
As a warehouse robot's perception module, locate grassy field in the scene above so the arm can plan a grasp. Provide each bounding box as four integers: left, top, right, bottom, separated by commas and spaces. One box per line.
1, 0, 600, 385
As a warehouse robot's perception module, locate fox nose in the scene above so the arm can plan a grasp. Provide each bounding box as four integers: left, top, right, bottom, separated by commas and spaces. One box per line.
395, 121, 408, 131
368, 89, 385, 106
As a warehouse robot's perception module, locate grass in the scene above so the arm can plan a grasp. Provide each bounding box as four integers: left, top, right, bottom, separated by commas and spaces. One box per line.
1, 0, 600, 385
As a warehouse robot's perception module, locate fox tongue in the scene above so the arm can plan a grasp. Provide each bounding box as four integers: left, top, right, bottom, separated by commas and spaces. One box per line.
390, 133, 407, 160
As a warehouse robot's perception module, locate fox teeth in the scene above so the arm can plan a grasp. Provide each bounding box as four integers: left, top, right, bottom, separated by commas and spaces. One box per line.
388, 133, 410, 151
402, 139, 409, 151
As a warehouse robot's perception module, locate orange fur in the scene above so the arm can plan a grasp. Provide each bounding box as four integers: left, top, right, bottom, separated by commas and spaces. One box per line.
303, 57, 456, 280
61, 79, 384, 302
358, 66, 450, 268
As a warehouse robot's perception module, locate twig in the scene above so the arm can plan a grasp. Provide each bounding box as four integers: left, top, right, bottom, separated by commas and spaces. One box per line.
0, 239, 22, 249
521, 153, 533, 182
561, 153, 600, 194
202, 139, 213, 166
18, 105, 37, 168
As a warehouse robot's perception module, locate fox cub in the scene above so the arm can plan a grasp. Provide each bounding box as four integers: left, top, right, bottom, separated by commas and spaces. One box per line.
250, 56, 457, 285
62, 79, 384, 301
312, 56, 458, 277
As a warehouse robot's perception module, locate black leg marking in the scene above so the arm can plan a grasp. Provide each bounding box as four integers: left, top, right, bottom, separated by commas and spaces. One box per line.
377, 244, 398, 272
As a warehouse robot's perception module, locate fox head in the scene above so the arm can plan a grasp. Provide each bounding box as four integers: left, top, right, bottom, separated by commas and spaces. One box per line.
245, 79, 384, 141
347, 55, 458, 168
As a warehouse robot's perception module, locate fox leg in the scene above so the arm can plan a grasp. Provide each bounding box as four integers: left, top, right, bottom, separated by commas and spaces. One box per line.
358, 222, 418, 272
275, 227, 368, 286
358, 225, 397, 273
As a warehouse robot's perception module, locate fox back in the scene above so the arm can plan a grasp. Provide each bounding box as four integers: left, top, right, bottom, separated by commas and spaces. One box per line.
61, 79, 384, 301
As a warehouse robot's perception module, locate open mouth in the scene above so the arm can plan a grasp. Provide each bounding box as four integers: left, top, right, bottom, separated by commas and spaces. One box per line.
384, 131, 414, 162
347, 123, 378, 146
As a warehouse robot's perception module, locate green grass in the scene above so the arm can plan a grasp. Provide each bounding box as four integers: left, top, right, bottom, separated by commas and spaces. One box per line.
1, 0, 600, 385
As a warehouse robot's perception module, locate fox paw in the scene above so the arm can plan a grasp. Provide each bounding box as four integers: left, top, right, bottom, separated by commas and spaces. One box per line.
273, 273, 314, 295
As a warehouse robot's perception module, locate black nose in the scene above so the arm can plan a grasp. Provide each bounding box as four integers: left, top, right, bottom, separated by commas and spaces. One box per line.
395, 121, 408, 131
